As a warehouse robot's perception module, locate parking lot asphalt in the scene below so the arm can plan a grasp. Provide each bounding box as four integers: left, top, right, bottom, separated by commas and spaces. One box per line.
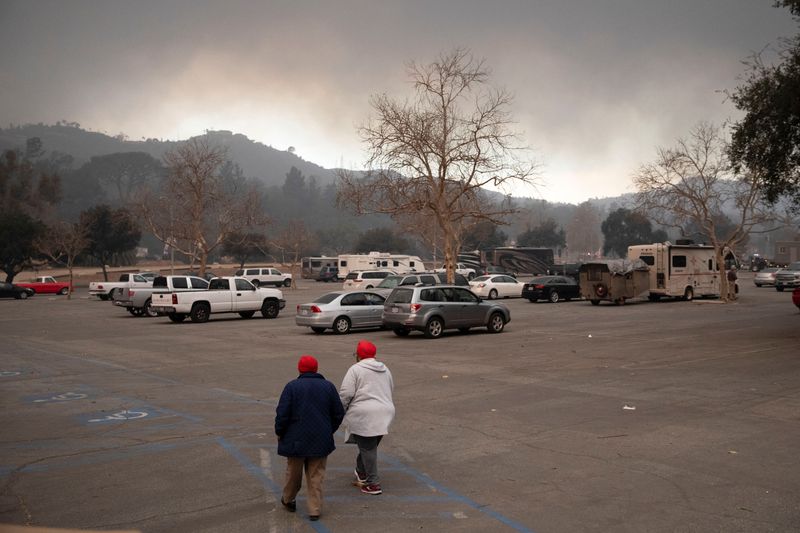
1, 274, 799, 533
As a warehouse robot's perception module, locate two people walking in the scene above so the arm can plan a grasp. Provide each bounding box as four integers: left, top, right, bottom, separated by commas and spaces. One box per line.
274, 340, 395, 520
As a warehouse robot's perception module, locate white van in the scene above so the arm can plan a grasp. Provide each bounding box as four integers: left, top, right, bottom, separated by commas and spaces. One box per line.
234, 267, 292, 287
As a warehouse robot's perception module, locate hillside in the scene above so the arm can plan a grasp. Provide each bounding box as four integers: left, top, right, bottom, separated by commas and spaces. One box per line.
0, 123, 339, 187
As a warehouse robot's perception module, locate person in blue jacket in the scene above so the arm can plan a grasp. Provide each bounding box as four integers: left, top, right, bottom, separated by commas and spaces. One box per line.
275, 354, 345, 521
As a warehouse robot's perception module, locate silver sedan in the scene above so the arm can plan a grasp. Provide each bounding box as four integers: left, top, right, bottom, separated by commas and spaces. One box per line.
295, 290, 387, 334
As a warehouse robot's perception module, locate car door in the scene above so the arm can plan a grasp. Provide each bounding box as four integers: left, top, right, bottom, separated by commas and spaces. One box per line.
234, 278, 260, 310
208, 278, 234, 312
340, 292, 370, 327
363, 292, 387, 326
445, 287, 486, 325
419, 287, 453, 325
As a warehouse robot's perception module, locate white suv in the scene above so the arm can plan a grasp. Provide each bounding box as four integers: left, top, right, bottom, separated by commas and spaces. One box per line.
342, 270, 394, 290
234, 267, 292, 287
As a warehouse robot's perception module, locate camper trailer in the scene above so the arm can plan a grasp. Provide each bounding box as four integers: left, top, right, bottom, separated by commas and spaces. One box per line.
627, 241, 729, 301
337, 252, 424, 279
301, 256, 338, 279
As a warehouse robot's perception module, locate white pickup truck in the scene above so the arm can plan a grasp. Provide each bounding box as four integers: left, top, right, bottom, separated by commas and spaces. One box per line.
89, 273, 153, 300
112, 275, 210, 317
435, 262, 477, 280
150, 276, 286, 323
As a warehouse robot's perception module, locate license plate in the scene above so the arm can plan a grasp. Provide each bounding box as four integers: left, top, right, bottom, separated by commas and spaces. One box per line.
301, 309, 308, 315
392, 307, 399, 313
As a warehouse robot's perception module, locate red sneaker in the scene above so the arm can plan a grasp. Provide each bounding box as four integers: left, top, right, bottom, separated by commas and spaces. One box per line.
361, 483, 382, 495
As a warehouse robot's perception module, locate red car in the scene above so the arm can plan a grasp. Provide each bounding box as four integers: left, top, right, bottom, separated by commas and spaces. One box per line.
16, 276, 72, 295
793, 287, 800, 310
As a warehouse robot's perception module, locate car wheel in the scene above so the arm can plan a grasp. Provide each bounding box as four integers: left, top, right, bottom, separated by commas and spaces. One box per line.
549, 290, 560, 303
311, 327, 326, 334
334, 316, 351, 334
143, 299, 158, 318
59, 287, 69, 295
261, 301, 279, 319
97, 293, 108, 301
168, 313, 186, 323
107, 290, 115, 301
487, 312, 505, 333
18, 291, 29, 300
683, 287, 694, 301
754, 283, 762, 287
424, 317, 444, 339
190, 303, 211, 323
393, 328, 410, 337
283, 279, 291, 287
488, 289, 498, 300
239, 311, 256, 319
527, 298, 537, 303
130, 307, 145, 317
590, 300, 600, 306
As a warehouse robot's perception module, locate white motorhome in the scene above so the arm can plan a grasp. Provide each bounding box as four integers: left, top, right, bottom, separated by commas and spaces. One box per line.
627, 241, 728, 301
337, 252, 424, 279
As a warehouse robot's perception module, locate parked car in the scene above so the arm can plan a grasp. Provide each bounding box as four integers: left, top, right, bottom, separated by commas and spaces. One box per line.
316, 266, 339, 282
775, 262, 800, 291
234, 267, 292, 287
342, 270, 393, 290
15, 276, 71, 295
112, 275, 209, 317
382, 285, 510, 339
373, 272, 469, 297
793, 287, 800, 310
469, 275, 524, 299
522, 275, 582, 303
0, 282, 35, 299
296, 290, 386, 334
434, 262, 477, 280
753, 267, 781, 287
89, 273, 153, 300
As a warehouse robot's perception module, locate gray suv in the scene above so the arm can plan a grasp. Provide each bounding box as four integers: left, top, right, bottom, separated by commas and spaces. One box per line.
382, 285, 511, 339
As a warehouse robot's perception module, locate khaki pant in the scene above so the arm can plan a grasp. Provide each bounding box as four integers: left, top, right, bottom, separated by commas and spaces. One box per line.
282, 456, 327, 516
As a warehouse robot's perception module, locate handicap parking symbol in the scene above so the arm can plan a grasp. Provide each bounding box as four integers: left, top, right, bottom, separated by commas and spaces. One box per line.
27, 391, 89, 404
81, 408, 154, 425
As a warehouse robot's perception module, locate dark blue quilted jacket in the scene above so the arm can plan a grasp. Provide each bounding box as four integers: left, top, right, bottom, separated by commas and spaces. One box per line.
275, 372, 345, 457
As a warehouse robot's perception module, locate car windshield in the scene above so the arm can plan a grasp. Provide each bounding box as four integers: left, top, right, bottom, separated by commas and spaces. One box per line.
377, 277, 401, 289
313, 293, 340, 304
472, 276, 491, 282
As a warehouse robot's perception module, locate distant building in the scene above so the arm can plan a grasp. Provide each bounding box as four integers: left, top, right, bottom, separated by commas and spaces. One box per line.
774, 234, 800, 265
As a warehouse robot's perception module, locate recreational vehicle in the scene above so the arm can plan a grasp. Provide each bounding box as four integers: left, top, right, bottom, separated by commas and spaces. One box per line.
337, 252, 424, 279
627, 241, 734, 301
301, 256, 338, 279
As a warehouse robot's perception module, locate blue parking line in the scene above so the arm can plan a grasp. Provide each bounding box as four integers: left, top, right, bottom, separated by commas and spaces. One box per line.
217, 437, 534, 532
381, 454, 535, 533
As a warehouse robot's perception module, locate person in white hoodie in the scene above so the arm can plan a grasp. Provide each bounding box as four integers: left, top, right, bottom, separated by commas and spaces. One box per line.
339, 339, 395, 495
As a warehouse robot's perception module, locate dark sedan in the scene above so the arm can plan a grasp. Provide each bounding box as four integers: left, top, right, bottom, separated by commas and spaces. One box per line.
522, 275, 581, 303
0, 282, 35, 299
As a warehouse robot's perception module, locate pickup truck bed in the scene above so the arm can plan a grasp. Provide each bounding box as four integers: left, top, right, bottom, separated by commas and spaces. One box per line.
112, 275, 210, 317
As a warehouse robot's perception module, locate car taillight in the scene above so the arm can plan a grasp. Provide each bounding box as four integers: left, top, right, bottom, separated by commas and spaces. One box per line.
410, 303, 422, 312
310, 305, 322, 313
97, 284, 103, 289
535, 284, 545, 289
172, 294, 178, 304
129, 290, 135, 296
478, 283, 486, 288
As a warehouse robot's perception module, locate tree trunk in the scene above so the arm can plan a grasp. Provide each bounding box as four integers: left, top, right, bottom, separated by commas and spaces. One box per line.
67, 266, 74, 300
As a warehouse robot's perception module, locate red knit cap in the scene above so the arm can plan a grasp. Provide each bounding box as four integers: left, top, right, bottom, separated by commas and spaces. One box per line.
356, 340, 377, 359
298, 355, 318, 373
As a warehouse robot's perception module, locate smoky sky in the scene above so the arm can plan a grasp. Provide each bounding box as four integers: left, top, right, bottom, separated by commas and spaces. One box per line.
0, 0, 795, 203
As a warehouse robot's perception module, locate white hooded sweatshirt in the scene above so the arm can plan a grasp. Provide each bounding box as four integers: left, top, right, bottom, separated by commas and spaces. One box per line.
339, 358, 395, 438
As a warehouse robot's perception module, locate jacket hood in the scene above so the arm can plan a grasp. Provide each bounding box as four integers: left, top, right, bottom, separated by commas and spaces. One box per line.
358, 359, 387, 372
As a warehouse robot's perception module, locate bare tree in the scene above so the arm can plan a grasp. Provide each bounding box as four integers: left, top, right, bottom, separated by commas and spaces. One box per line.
634, 122, 775, 301
36, 221, 89, 300
337, 48, 539, 282
566, 201, 603, 260
272, 220, 317, 289
140, 137, 266, 276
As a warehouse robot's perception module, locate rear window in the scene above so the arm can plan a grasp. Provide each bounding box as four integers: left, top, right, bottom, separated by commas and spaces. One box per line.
314, 293, 340, 304
209, 279, 230, 290
386, 288, 413, 304
346, 272, 359, 280
153, 276, 168, 288
172, 278, 188, 289
191, 278, 209, 289
472, 276, 490, 282
365, 272, 389, 279
246, 269, 258, 275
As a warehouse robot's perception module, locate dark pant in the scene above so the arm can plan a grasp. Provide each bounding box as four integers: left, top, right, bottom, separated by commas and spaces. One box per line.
353, 434, 383, 485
